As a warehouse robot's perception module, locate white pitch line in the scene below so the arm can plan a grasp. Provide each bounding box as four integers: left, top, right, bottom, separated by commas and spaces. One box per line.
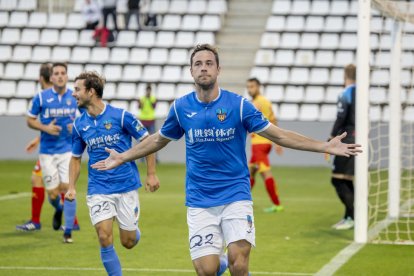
0, 266, 313, 275
314, 242, 365, 276
0, 192, 30, 201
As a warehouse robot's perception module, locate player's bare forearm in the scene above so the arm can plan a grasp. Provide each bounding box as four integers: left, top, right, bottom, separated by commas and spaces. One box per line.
27, 116, 46, 132
259, 125, 362, 157
260, 124, 325, 153
69, 156, 81, 190
122, 132, 170, 163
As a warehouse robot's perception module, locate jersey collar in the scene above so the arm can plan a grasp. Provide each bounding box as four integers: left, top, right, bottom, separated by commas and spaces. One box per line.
194, 88, 222, 106
86, 103, 107, 119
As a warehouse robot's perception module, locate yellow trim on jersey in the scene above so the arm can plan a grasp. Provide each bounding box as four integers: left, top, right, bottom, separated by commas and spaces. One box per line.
251, 95, 276, 145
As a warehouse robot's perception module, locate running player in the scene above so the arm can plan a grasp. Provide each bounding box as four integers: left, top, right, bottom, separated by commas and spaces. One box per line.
65, 71, 159, 275
246, 77, 284, 213
27, 63, 78, 242
330, 64, 357, 230
16, 63, 52, 231
91, 44, 362, 276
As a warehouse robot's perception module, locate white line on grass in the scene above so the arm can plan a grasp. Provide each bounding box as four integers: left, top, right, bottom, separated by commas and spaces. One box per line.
0, 266, 313, 275
314, 242, 364, 276
0, 192, 30, 201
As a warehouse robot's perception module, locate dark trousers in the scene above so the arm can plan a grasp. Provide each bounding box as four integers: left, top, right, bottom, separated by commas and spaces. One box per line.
86, 20, 99, 30
102, 7, 118, 31
125, 8, 141, 29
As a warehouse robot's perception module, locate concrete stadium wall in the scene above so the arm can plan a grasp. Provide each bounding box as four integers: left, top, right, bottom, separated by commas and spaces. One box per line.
0, 116, 334, 167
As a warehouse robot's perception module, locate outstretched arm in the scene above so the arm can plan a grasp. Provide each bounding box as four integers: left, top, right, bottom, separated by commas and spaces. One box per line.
91, 132, 171, 170
258, 124, 361, 157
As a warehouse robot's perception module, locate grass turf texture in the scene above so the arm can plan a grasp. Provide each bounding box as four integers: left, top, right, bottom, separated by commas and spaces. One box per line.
0, 161, 413, 275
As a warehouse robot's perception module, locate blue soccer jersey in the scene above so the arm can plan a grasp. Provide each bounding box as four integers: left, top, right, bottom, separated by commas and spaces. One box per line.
27, 88, 77, 154
160, 89, 270, 208
72, 104, 148, 195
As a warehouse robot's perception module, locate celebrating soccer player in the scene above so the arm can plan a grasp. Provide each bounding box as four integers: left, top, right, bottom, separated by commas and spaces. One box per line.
91, 44, 362, 276
65, 71, 159, 275
26, 63, 78, 242
246, 77, 284, 213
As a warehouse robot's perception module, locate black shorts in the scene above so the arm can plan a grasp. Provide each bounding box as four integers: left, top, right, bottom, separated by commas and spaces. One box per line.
333, 155, 355, 176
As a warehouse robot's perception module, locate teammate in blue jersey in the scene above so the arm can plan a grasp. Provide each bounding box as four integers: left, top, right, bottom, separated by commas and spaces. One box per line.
65, 71, 159, 276
27, 62, 78, 243
91, 44, 362, 276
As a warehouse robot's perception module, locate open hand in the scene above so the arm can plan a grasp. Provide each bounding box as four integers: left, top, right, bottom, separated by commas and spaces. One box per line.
91, 148, 124, 170
326, 132, 362, 157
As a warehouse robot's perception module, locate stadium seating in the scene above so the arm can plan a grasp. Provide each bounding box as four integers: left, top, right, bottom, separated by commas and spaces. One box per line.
0, 0, 225, 115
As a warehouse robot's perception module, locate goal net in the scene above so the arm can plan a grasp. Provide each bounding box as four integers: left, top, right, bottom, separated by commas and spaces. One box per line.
358, 0, 414, 244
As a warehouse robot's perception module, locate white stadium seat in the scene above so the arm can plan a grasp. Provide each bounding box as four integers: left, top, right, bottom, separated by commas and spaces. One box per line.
335, 51, 355, 66
369, 105, 382, 122
314, 51, 334, 66
78, 30, 95, 46
181, 66, 193, 82
320, 33, 339, 49
142, 66, 162, 82
0, 81, 16, 97
110, 48, 130, 64
51, 46, 71, 62
276, 50, 294, 66
188, 0, 207, 14
201, 15, 221, 31
84, 64, 103, 73
305, 16, 324, 32
265, 85, 284, 102
325, 16, 344, 32
0, 99, 7, 115
5, 63, 24, 80
103, 83, 116, 100
344, 16, 357, 32
117, 83, 137, 99
169, 48, 188, 65
67, 13, 84, 29
250, 67, 270, 83
17, 0, 37, 11
311, 1, 330, 15
370, 87, 387, 104
71, 47, 91, 63
404, 107, 414, 122
299, 104, 320, 121
16, 81, 37, 98
0, 45, 12, 62
207, 0, 227, 14
280, 33, 300, 48
291, 0, 311, 15
156, 84, 176, 100
150, 0, 170, 14
0, 11, 8, 27
155, 102, 170, 118
123, 65, 142, 82
285, 16, 305, 32
20, 29, 40, 45
137, 31, 156, 47
300, 33, 319, 49
28, 12, 47, 28
156, 31, 175, 47
329, 68, 345, 85
304, 86, 325, 103
325, 87, 340, 103
59, 30, 79, 46
272, 0, 290, 14
279, 104, 299, 120
260, 33, 280, 48
110, 100, 129, 111
9, 11, 28, 27
295, 50, 314, 66
162, 66, 182, 82
47, 13, 67, 28
330, 1, 349, 16
196, 32, 215, 45
116, 31, 137, 47
266, 16, 285, 32
182, 15, 201, 31
24, 63, 40, 80
162, 15, 181, 30
176, 84, 195, 97
339, 33, 357, 50
319, 104, 337, 121
149, 48, 169, 64
39, 29, 59, 46
284, 86, 305, 103
175, 32, 195, 47
255, 50, 274, 66
169, 0, 187, 14
12, 46, 32, 62
1, 28, 20, 44
67, 64, 83, 80
371, 70, 390, 86
7, 99, 28, 116
289, 68, 309, 85
269, 68, 289, 84
0, 0, 17, 11
129, 48, 149, 64
90, 47, 110, 63
309, 68, 329, 85
104, 65, 122, 82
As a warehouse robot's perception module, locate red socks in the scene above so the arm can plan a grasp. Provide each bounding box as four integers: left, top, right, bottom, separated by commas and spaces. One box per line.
265, 177, 281, 206
31, 187, 45, 224
250, 177, 255, 189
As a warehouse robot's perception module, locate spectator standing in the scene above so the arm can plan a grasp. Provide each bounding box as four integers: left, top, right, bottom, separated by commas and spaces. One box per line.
82, 0, 101, 30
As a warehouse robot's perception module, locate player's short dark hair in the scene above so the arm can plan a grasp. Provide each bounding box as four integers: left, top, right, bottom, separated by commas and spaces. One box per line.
247, 77, 261, 85
190, 44, 219, 68
51, 62, 68, 73
345, 64, 356, 81
39, 63, 52, 82
74, 71, 106, 98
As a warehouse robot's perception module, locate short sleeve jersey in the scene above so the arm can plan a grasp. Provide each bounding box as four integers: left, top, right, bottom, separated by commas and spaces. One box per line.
251, 94, 276, 145
331, 84, 356, 143
160, 89, 270, 208
72, 104, 148, 195
27, 88, 77, 154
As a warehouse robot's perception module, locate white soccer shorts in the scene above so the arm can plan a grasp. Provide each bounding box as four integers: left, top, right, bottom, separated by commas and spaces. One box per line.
38, 152, 71, 190
86, 190, 140, 231
187, 200, 255, 260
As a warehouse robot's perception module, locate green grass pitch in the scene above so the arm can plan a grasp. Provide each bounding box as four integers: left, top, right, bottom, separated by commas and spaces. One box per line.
0, 160, 413, 275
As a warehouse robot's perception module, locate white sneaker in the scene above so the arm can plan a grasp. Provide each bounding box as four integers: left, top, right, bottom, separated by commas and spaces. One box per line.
334, 217, 354, 230
332, 219, 345, 229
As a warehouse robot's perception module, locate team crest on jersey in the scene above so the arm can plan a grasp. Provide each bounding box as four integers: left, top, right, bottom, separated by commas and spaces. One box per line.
216, 108, 227, 122
66, 99, 72, 106
104, 120, 112, 130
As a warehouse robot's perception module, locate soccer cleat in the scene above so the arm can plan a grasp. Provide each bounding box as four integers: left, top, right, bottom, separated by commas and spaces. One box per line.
16, 220, 41, 231
63, 233, 73, 243
53, 209, 63, 230
263, 205, 284, 213
333, 217, 354, 230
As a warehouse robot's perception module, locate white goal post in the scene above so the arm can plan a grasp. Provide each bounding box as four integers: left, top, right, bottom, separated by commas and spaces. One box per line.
355, 0, 414, 244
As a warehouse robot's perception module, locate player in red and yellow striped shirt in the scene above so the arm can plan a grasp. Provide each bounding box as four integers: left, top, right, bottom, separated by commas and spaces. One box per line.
247, 78, 284, 213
